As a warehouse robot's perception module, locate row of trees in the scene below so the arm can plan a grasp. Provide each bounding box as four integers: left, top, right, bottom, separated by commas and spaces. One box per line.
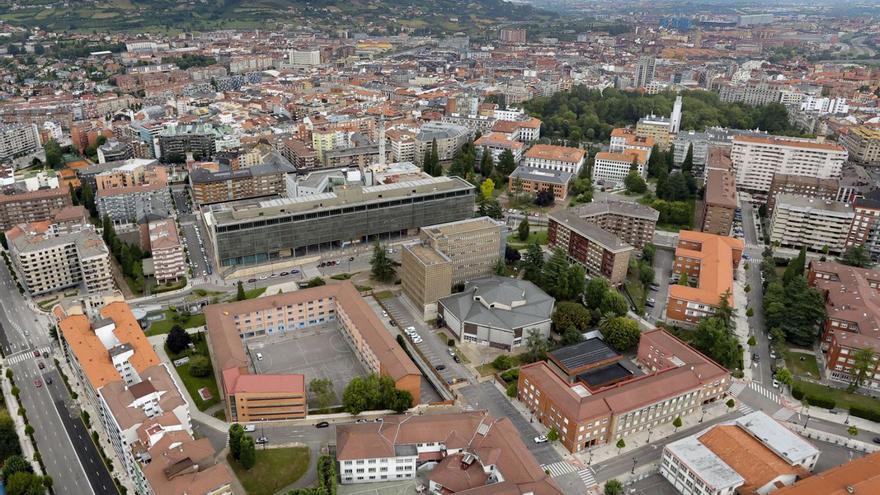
1, 454, 50, 495
689, 291, 742, 371
522, 245, 585, 302
102, 215, 148, 292
341, 374, 412, 415
228, 424, 256, 470
762, 247, 827, 346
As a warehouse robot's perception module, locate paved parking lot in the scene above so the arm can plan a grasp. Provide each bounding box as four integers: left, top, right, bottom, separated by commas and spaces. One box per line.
650, 247, 674, 321
248, 323, 367, 409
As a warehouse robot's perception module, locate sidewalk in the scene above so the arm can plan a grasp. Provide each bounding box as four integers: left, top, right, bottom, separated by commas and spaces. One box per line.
802, 407, 880, 435
787, 423, 880, 454
0, 371, 43, 475
491, 380, 570, 459
732, 263, 753, 381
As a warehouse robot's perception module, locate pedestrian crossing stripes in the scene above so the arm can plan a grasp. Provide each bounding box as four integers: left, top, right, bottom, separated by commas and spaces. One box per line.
541, 461, 579, 478
748, 381, 781, 404
3, 346, 51, 365
578, 468, 597, 487
729, 382, 747, 397
737, 404, 754, 415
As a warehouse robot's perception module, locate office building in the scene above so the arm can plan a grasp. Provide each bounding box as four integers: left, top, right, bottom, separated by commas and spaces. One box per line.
401, 243, 453, 319
499, 28, 527, 43
546, 338, 625, 386
667, 231, 743, 325
96, 139, 133, 164
189, 156, 295, 206
844, 190, 880, 260
702, 165, 737, 236
661, 411, 818, 495
414, 122, 470, 165
769, 195, 854, 254
148, 219, 186, 284
56, 302, 233, 495
518, 329, 729, 454
732, 136, 847, 194
809, 261, 880, 391
438, 276, 553, 350
773, 451, 880, 494
592, 149, 649, 186
336, 411, 561, 493
767, 173, 842, 217
839, 126, 880, 166
636, 115, 673, 150
673, 128, 769, 176
204, 176, 474, 269
508, 166, 572, 201
205, 282, 421, 421
0, 186, 72, 232
523, 144, 586, 175
634, 56, 656, 88
0, 123, 41, 164
548, 204, 651, 286
6, 218, 114, 296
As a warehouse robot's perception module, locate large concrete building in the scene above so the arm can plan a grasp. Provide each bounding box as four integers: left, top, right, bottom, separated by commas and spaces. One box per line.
204, 176, 475, 270
0, 186, 72, 232
810, 261, 880, 391
157, 124, 223, 162
844, 190, 880, 260
205, 282, 421, 421
438, 276, 554, 351
769, 195, 854, 254
0, 123, 41, 164
732, 136, 847, 194
6, 216, 114, 296
701, 165, 737, 235
189, 156, 295, 205
147, 219, 186, 284
518, 329, 730, 454
414, 122, 470, 164
56, 302, 233, 495
661, 411, 819, 495
401, 243, 453, 319
634, 56, 656, 88
767, 173, 842, 217
523, 144, 586, 175
667, 231, 743, 325
839, 126, 880, 166
636, 115, 673, 150
592, 149, 649, 186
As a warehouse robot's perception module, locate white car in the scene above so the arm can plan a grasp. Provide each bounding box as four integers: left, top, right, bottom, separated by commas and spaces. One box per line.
412, 336, 423, 344
256, 352, 264, 361
534, 435, 548, 444
772, 379, 780, 388
404, 326, 416, 334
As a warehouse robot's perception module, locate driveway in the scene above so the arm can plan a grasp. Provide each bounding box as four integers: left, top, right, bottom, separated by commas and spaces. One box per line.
651, 247, 674, 321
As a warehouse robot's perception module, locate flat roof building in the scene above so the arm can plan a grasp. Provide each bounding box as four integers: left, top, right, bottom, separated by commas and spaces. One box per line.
702, 153, 737, 236
732, 135, 847, 194
769, 195, 854, 254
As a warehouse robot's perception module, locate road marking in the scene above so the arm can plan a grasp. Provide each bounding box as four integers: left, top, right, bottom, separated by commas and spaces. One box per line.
578, 467, 597, 487
541, 461, 579, 477
748, 381, 781, 404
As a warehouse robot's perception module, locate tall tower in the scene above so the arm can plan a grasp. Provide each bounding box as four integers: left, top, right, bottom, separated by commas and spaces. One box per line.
378, 116, 386, 166
634, 56, 656, 88
670, 96, 683, 134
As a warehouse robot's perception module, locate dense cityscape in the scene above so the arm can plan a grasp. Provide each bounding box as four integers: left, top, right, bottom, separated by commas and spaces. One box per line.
0, 1, 879, 494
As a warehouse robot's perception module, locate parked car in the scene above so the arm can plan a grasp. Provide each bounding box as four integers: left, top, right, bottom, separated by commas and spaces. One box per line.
315, 421, 330, 428
34, 378, 42, 388
355, 419, 369, 424
436, 364, 446, 371
247, 278, 257, 283
453, 355, 461, 363
873, 437, 880, 444
412, 336, 423, 344
647, 297, 656, 305
38, 362, 44, 370
256, 352, 264, 361
772, 379, 780, 388
534, 435, 548, 444
649, 284, 659, 291
279, 271, 290, 276
256, 436, 269, 445
404, 326, 416, 334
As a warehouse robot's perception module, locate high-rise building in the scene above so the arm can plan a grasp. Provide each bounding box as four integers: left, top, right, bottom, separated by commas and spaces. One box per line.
0, 123, 41, 165
592, 149, 649, 186
148, 219, 186, 284
732, 136, 847, 194
0, 186, 71, 232
769, 195, 854, 253
844, 190, 880, 260
499, 28, 527, 43
634, 56, 656, 88
839, 126, 880, 166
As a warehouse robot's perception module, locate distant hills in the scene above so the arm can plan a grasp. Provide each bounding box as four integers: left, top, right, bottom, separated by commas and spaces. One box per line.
0, 0, 550, 34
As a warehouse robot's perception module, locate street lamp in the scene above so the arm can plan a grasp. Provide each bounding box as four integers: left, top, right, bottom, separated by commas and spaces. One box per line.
647, 429, 653, 444
631, 457, 637, 474
699, 407, 706, 423
845, 410, 851, 425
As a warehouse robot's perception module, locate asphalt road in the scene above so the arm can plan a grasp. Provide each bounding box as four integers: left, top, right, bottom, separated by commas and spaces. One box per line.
740, 200, 773, 386
650, 247, 674, 321
0, 259, 116, 495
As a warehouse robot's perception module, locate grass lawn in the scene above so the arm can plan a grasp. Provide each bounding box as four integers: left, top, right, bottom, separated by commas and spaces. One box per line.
151, 278, 187, 294
228, 447, 310, 495
507, 230, 548, 250
242, 287, 266, 300
374, 290, 394, 300
146, 310, 206, 336
625, 272, 646, 315
213, 409, 226, 421
168, 337, 219, 411
793, 379, 880, 412
784, 350, 820, 379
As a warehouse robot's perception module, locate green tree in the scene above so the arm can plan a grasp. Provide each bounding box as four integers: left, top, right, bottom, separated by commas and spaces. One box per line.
522, 242, 545, 283
850, 347, 876, 391
546, 427, 559, 442
430, 138, 440, 175
480, 178, 495, 200
776, 367, 793, 389
584, 277, 610, 310
552, 302, 592, 333
624, 170, 647, 194
714, 290, 735, 331
0, 410, 22, 464
43, 139, 63, 169
478, 196, 503, 219
497, 149, 517, 176
681, 143, 694, 174
841, 244, 873, 268
517, 217, 530, 242
236, 281, 246, 301
506, 382, 518, 398
309, 378, 336, 413
306, 277, 326, 288
491, 355, 514, 371
605, 479, 623, 495
600, 291, 628, 317
5, 471, 44, 495
783, 247, 807, 285
726, 399, 735, 409
672, 416, 683, 431
541, 248, 570, 297
615, 438, 625, 454
747, 335, 756, 346
522, 329, 549, 363
691, 317, 741, 370
600, 317, 641, 351
642, 243, 656, 264
228, 424, 244, 460
238, 435, 256, 470
848, 425, 859, 437
638, 263, 654, 287
746, 308, 754, 318
370, 242, 396, 283
187, 355, 211, 377
1, 455, 32, 481
343, 374, 412, 414
165, 325, 191, 355
479, 149, 494, 177
559, 326, 584, 346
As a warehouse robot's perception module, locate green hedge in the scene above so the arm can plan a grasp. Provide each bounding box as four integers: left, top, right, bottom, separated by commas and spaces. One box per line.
805, 395, 835, 409
850, 406, 880, 423
792, 387, 804, 400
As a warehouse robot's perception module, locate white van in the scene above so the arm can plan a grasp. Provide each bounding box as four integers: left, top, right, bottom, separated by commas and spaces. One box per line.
256, 352, 264, 361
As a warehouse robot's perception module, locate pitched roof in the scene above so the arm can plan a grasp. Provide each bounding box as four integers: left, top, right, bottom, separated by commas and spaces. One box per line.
668, 230, 743, 307
524, 144, 585, 163
773, 451, 880, 495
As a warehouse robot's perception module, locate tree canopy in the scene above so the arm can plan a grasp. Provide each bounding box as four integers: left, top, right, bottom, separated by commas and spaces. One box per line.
342, 374, 412, 415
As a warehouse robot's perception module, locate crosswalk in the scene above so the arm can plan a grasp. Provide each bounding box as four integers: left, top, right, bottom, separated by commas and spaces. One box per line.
748, 381, 781, 404
729, 381, 747, 397
3, 346, 51, 365
578, 468, 597, 487
773, 408, 796, 422
738, 404, 754, 415
541, 461, 578, 478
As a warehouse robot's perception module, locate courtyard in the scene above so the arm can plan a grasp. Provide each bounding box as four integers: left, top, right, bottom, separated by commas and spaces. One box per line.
247, 321, 368, 410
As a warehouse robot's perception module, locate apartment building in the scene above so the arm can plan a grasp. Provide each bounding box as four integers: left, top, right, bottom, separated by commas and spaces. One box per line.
474, 132, 525, 163
573, 200, 659, 250
335, 411, 561, 493
673, 128, 769, 177
523, 144, 586, 175
732, 135, 848, 194
0, 186, 71, 232
667, 231, 743, 325
809, 261, 880, 391
767, 173, 842, 217
386, 129, 417, 163
592, 149, 649, 186
839, 126, 880, 166
414, 122, 470, 164
148, 219, 186, 284
280, 138, 319, 170
157, 124, 223, 162
97, 183, 172, 225
499, 28, 527, 43
518, 329, 730, 454
844, 190, 880, 260
401, 243, 453, 319
489, 116, 541, 142
6, 219, 114, 296
636, 116, 673, 150
440, 113, 495, 137
438, 276, 554, 350
548, 206, 642, 286
0, 123, 41, 164
662, 411, 819, 495
205, 282, 421, 421
189, 157, 294, 205
56, 302, 233, 495
204, 176, 475, 269
769, 195, 854, 254
701, 167, 737, 236
508, 166, 572, 201
610, 127, 655, 157
719, 82, 786, 106
634, 56, 656, 88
